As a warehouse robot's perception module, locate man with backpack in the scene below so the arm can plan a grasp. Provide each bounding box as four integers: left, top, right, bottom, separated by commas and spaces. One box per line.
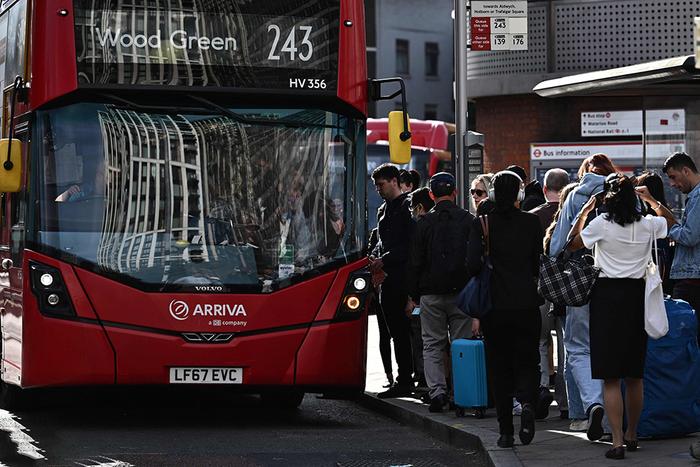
407, 172, 474, 412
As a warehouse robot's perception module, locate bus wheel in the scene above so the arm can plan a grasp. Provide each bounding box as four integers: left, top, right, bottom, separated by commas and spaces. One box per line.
0, 382, 26, 411
260, 390, 305, 409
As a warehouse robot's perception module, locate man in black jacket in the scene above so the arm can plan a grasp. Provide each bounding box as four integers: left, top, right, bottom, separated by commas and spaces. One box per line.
407, 172, 474, 412
371, 164, 416, 398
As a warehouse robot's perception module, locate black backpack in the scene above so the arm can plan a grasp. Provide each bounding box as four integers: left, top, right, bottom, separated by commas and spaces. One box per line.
428, 207, 471, 293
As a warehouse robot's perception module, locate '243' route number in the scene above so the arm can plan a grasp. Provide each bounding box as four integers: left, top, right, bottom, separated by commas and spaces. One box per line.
268, 25, 314, 62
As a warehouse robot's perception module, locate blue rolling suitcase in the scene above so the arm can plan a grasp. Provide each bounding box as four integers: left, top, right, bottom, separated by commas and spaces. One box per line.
452, 338, 488, 418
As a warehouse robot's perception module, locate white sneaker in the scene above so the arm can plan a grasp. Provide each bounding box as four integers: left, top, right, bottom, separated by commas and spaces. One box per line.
512, 399, 522, 416
569, 419, 589, 431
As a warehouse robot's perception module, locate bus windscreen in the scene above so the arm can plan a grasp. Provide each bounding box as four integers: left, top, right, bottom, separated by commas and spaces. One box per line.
30, 103, 362, 293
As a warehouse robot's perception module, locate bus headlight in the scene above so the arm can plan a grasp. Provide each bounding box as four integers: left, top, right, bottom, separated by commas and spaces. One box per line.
40, 273, 54, 287
334, 269, 371, 322
47, 294, 60, 306
352, 277, 367, 291
30, 262, 76, 317
345, 295, 361, 310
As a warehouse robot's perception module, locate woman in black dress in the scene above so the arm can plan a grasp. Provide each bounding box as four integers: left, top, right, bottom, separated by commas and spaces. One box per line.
568, 174, 673, 459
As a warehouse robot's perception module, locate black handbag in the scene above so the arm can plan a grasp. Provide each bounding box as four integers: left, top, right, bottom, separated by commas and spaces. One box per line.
538, 249, 600, 307
456, 216, 492, 318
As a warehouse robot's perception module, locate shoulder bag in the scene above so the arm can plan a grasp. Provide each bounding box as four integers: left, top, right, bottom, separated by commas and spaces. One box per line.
538, 239, 600, 307
645, 234, 669, 339
456, 216, 492, 319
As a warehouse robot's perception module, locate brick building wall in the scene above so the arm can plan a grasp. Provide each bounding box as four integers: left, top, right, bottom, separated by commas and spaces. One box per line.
474, 94, 672, 176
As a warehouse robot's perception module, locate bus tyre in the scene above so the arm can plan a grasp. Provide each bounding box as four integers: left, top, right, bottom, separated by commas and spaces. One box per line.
0, 382, 26, 411
260, 390, 305, 410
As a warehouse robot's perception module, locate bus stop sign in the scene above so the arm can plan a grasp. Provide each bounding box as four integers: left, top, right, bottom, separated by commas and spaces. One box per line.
470, 1, 528, 51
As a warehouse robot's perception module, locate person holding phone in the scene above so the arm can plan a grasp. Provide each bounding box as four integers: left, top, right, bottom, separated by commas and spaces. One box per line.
567, 173, 672, 459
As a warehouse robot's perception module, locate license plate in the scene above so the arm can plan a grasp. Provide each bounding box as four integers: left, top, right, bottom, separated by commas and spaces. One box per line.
169, 367, 243, 384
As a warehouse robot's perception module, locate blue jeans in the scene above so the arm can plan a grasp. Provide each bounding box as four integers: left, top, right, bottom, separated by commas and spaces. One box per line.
564, 304, 604, 419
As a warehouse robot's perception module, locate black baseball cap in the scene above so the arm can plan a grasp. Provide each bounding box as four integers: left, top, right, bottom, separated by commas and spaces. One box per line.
429, 172, 456, 197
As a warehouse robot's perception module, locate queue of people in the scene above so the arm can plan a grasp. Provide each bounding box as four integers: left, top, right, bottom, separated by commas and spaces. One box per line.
368, 151, 700, 460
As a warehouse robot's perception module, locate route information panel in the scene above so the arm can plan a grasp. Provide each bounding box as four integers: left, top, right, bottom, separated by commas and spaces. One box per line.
470, 1, 527, 51
73, 0, 340, 92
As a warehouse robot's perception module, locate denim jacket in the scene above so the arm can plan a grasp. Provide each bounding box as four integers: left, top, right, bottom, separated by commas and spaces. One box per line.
549, 173, 606, 257
669, 182, 700, 279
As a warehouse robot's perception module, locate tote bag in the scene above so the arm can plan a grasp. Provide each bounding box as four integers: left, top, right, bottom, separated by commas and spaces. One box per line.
645, 235, 669, 339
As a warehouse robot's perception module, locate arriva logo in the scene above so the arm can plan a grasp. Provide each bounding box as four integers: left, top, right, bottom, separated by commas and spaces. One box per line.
169, 300, 189, 321
168, 300, 247, 320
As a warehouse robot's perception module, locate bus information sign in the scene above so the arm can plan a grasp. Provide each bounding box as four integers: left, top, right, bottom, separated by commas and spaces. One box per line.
469, 1, 528, 51
73, 0, 340, 92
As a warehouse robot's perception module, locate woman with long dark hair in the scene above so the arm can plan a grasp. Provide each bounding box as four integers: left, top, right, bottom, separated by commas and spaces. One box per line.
568, 174, 673, 459
468, 170, 544, 448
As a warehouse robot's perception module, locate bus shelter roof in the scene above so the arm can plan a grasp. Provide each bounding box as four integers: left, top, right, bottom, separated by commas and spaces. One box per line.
533, 55, 700, 98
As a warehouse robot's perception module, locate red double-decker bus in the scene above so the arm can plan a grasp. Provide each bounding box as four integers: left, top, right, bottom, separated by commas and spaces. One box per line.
0, 0, 408, 408
367, 118, 454, 177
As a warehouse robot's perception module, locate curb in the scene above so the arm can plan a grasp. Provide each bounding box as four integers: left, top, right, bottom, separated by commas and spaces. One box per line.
359, 393, 523, 467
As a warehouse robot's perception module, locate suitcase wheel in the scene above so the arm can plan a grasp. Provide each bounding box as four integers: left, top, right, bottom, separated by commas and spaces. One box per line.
475, 408, 485, 419
455, 406, 466, 418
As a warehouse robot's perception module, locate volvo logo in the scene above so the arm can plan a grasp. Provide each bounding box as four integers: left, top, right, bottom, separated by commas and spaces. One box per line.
169, 300, 190, 321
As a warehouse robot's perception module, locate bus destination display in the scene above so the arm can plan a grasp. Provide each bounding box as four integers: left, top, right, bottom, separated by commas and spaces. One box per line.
73, 0, 340, 92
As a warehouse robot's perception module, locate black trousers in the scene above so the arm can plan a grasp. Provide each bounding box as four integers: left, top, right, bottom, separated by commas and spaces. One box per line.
483, 308, 541, 436
673, 281, 700, 343
379, 280, 414, 386
376, 300, 393, 376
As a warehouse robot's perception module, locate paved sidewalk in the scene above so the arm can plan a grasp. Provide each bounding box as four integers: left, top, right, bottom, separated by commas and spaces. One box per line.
364, 316, 699, 467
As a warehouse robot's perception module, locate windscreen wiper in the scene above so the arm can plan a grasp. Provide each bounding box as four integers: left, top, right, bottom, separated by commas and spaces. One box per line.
95, 92, 203, 114
93, 92, 341, 130
186, 94, 340, 130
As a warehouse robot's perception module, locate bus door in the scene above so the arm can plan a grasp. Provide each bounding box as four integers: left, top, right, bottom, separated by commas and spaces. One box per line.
0, 115, 29, 386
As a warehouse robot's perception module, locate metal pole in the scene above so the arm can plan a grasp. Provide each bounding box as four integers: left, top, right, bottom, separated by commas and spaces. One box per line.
455, 0, 469, 209
642, 99, 647, 171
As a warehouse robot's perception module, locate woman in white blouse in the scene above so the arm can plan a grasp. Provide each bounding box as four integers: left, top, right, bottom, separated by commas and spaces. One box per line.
568, 173, 674, 460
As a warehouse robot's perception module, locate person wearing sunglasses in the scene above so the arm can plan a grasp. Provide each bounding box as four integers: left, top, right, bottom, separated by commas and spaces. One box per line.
470, 173, 493, 211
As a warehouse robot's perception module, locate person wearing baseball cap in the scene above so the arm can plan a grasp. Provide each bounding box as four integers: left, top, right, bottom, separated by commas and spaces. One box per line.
407, 171, 475, 413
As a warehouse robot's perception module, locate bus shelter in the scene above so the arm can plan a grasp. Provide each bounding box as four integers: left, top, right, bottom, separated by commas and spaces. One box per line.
532, 55, 700, 214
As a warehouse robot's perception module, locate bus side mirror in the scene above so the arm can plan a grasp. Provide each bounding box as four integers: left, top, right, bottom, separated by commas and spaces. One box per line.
388, 111, 411, 164
0, 138, 23, 192
369, 78, 412, 164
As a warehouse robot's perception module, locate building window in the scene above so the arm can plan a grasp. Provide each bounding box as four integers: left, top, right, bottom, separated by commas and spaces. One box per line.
396, 39, 409, 75
424, 104, 438, 120
425, 42, 439, 77
365, 0, 376, 49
